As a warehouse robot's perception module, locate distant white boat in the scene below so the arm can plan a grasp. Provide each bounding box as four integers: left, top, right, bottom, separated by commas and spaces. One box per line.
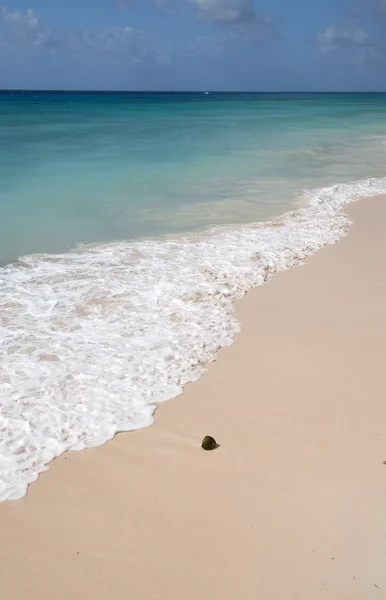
204, 92, 209, 95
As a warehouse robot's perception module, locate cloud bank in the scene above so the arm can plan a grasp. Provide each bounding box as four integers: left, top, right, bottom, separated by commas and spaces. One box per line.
2, 0, 386, 90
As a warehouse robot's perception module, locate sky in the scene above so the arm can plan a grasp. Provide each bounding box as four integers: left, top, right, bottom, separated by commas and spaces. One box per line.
0, 0, 386, 90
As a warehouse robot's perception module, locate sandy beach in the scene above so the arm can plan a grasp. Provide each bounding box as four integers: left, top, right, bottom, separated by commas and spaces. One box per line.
1, 194, 386, 600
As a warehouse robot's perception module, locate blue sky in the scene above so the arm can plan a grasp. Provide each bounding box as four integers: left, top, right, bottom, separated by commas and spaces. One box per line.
0, 0, 385, 90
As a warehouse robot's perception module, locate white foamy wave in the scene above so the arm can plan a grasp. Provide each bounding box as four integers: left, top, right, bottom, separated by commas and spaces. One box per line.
1, 177, 385, 501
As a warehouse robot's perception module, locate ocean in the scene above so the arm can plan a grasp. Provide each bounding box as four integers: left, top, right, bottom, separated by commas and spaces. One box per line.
1, 91, 386, 501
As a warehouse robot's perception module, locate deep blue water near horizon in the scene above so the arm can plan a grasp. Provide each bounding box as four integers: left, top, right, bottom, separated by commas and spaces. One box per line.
2, 91, 386, 264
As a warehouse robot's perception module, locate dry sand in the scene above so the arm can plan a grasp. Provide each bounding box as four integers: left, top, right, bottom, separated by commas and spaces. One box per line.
1, 195, 386, 600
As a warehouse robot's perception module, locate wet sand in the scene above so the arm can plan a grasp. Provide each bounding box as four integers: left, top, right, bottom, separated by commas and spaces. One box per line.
1, 195, 386, 600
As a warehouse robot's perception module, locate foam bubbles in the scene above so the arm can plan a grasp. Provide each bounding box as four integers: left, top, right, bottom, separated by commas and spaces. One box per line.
1, 177, 385, 501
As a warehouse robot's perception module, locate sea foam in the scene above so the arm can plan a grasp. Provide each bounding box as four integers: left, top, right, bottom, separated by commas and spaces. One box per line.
0, 177, 385, 501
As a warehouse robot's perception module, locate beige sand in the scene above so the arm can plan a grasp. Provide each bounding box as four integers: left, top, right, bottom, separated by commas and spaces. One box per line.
1, 195, 386, 600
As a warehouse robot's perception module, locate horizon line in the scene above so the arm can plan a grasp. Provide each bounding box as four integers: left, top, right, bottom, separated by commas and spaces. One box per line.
1, 89, 386, 94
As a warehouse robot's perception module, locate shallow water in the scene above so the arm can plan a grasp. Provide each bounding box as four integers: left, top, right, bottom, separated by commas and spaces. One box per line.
1, 92, 386, 501
2, 92, 386, 263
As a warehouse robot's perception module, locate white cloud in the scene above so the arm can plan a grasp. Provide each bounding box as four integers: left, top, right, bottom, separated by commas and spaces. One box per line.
154, 0, 274, 40
0, 4, 169, 62
0, 5, 60, 49
316, 25, 370, 50
314, 23, 377, 68
0, 6, 38, 30
188, 0, 255, 24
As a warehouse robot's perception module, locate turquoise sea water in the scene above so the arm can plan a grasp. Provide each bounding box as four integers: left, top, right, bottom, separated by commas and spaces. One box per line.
2, 92, 386, 264
2, 92, 386, 501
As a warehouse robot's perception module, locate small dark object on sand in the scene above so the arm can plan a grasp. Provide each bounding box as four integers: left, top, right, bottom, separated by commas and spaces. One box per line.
201, 435, 217, 451
383, 460, 386, 465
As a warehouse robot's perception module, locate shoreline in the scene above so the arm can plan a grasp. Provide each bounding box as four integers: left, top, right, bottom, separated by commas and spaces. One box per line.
3, 177, 386, 502
1, 194, 386, 598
